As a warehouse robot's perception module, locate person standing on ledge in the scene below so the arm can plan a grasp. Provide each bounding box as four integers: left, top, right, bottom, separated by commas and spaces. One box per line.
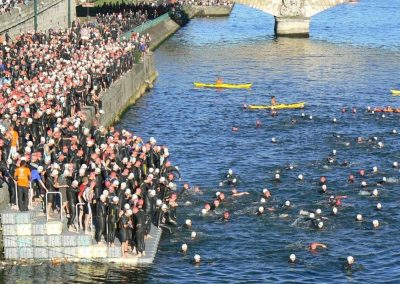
14, 159, 31, 211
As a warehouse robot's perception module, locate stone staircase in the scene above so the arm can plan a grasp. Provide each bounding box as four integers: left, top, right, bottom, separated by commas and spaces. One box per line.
1, 205, 162, 265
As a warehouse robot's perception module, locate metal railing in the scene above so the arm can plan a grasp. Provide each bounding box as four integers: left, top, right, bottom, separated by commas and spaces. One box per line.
45, 192, 62, 221
122, 12, 171, 40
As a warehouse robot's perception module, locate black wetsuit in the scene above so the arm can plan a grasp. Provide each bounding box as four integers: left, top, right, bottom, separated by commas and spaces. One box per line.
95, 201, 107, 243
107, 203, 119, 244
134, 209, 146, 254
67, 185, 80, 228
119, 214, 129, 243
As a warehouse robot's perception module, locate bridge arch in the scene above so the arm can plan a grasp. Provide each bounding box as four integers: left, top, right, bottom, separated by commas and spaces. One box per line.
231, 0, 350, 36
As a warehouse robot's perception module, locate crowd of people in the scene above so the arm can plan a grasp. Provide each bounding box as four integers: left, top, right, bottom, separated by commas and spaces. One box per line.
0, 3, 192, 258
179, 0, 233, 7
0, 0, 27, 14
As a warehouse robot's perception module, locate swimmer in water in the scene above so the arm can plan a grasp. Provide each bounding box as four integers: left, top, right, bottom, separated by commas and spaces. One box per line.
256, 120, 261, 128
221, 211, 230, 221
348, 174, 355, 183
262, 188, 271, 199
217, 192, 226, 202
210, 199, 220, 211
256, 206, 265, 216
309, 242, 327, 251
328, 195, 347, 207
231, 188, 249, 197
344, 256, 354, 270
320, 176, 327, 185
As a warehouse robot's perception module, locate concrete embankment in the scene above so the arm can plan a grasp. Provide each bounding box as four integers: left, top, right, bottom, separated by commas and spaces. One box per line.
183, 5, 233, 18
98, 54, 158, 127
95, 7, 233, 126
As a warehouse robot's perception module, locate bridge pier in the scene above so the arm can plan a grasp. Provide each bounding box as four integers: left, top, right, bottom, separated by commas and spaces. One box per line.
274, 17, 310, 38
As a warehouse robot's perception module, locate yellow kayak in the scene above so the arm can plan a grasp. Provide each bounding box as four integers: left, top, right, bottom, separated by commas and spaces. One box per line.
194, 82, 252, 89
247, 102, 305, 110
391, 89, 400, 95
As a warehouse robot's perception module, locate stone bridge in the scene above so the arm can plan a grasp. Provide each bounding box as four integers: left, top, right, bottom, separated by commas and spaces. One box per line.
233, 0, 350, 36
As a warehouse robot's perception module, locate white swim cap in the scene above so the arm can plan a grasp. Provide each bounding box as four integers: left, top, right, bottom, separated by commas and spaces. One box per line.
112, 196, 119, 202
298, 174, 303, 180
191, 231, 197, 238
361, 181, 367, 187
373, 166, 378, 173
262, 188, 269, 194
356, 214, 363, 221
372, 219, 379, 227
125, 189, 131, 195
285, 201, 291, 207
275, 173, 280, 179
376, 203, 382, 210
99, 195, 106, 202
372, 189, 378, 196
393, 129, 397, 134
120, 182, 127, 190
382, 176, 387, 182
309, 213, 315, 219
317, 221, 324, 229
149, 190, 156, 197
72, 180, 79, 187
378, 142, 384, 148
181, 244, 188, 252
219, 182, 223, 187
332, 149, 337, 155
128, 173, 134, 179
103, 190, 109, 196
124, 203, 130, 210
216, 191, 221, 197
271, 137, 277, 143
132, 194, 138, 200
185, 219, 192, 226
289, 254, 296, 262
332, 207, 338, 215
228, 169, 233, 175
232, 178, 237, 183
332, 118, 337, 123
393, 161, 398, 168
194, 254, 201, 262
315, 208, 322, 215
156, 199, 163, 206
322, 184, 327, 191
260, 198, 266, 203
201, 208, 207, 215
309, 115, 313, 120
258, 206, 264, 213
301, 112, 305, 117
347, 256, 354, 265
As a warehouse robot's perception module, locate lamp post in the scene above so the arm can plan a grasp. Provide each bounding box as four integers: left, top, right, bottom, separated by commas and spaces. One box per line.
34, 0, 38, 31
68, 0, 71, 28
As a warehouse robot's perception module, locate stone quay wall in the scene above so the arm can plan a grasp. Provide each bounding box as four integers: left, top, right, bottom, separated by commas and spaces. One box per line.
0, 0, 76, 38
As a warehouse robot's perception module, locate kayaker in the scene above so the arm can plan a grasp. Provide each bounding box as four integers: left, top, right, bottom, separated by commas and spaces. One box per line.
271, 96, 277, 106
216, 77, 224, 85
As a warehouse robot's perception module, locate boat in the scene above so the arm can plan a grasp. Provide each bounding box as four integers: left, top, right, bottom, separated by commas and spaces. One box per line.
193, 82, 252, 89
390, 90, 400, 95
246, 102, 305, 110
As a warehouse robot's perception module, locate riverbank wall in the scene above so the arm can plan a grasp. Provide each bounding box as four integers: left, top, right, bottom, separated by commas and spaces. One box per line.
0, 0, 76, 38
183, 4, 233, 18
89, 6, 233, 127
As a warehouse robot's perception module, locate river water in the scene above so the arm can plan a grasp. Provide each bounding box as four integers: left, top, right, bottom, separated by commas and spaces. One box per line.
3, 1, 400, 283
